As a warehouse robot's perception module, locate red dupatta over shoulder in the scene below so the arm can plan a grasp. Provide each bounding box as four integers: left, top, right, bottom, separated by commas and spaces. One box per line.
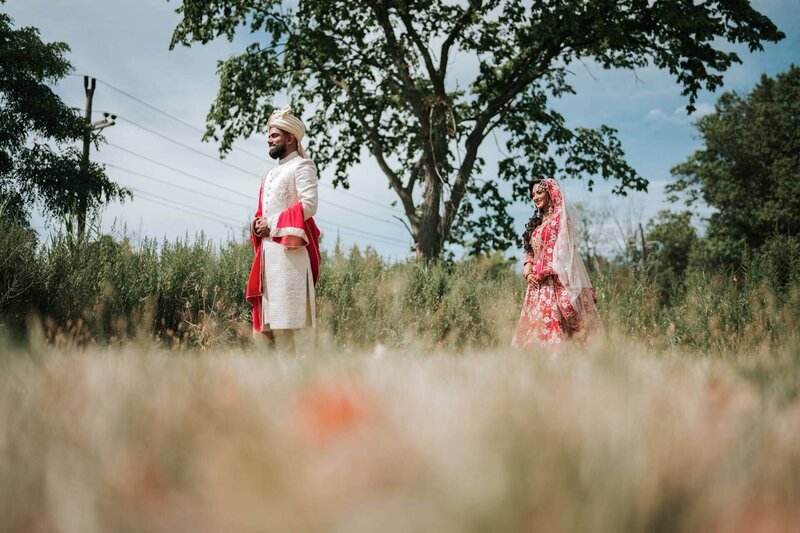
245, 181, 321, 333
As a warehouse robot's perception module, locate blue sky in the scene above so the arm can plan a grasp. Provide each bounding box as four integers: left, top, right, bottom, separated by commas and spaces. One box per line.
5, 0, 799, 259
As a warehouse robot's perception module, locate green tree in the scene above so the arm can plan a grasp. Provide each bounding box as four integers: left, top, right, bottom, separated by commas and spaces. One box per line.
169, 0, 783, 259
645, 210, 697, 298
0, 5, 128, 229
669, 65, 800, 267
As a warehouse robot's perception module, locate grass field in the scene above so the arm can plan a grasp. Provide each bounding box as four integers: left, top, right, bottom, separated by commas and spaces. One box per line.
2, 227, 799, 532
2, 332, 799, 533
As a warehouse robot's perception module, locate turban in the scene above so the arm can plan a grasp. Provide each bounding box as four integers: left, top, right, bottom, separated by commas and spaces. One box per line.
268, 105, 307, 158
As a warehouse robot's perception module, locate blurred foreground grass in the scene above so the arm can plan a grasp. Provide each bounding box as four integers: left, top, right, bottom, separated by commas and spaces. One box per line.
2, 334, 800, 533
2, 225, 799, 532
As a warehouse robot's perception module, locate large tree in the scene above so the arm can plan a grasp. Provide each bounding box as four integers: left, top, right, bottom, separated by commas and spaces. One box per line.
669, 65, 800, 267
0, 4, 127, 230
169, 0, 783, 259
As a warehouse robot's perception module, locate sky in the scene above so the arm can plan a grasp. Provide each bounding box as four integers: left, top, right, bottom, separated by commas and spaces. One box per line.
5, 0, 799, 260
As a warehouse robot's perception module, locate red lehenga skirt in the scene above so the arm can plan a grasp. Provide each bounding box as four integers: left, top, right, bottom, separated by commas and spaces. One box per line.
512, 276, 584, 347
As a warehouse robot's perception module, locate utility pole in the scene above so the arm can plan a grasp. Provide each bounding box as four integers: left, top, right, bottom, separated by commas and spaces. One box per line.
78, 76, 115, 239
639, 222, 648, 269
78, 76, 95, 239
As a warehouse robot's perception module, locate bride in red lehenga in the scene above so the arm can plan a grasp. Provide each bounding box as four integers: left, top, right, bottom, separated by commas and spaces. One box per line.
512, 178, 600, 350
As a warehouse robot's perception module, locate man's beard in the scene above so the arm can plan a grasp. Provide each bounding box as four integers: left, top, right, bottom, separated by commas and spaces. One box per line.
268, 144, 286, 159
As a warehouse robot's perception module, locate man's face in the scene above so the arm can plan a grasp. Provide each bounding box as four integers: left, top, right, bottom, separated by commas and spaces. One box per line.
268, 127, 292, 159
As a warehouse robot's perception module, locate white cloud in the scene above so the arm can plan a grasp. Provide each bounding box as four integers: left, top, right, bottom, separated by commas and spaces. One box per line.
689, 102, 715, 118
646, 101, 714, 123
645, 108, 669, 121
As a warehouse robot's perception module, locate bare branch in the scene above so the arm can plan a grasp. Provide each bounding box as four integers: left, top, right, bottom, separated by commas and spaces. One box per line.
393, 214, 416, 240
405, 154, 424, 195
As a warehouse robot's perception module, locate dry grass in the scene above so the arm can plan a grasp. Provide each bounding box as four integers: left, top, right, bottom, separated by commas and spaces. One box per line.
2, 333, 799, 533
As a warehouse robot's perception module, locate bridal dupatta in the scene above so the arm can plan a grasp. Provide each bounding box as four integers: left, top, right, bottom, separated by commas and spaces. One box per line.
549, 179, 600, 335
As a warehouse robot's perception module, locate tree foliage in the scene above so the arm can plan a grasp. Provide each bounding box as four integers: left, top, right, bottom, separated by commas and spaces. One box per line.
169, 0, 783, 258
0, 5, 127, 226
644, 210, 697, 298
669, 65, 800, 267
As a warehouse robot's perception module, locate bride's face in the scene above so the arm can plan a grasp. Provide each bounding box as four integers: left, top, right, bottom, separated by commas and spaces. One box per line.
532, 183, 550, 211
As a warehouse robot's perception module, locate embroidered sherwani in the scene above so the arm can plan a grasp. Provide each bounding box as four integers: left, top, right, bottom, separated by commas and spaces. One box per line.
259, 152, 318, 331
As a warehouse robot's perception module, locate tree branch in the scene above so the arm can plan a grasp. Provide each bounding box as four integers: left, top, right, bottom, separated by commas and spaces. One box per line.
439, 0, 482, 76
396, 8, 444, 95
393, 214, 415, 240
441, 44, 564, 236
405, 154, 424, 196
369, 2, 429, 126
350, 106, 419, 226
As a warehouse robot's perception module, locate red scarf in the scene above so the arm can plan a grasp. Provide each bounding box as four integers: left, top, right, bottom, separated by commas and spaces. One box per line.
246, 182, 321, 333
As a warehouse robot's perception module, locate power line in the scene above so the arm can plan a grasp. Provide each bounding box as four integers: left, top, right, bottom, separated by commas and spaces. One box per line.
104, 144, 406, 230
116, 113, 405, 215
324, 202, 405, 228
128, 186, 249, 217
334, 187, 405, 216
116, 115, 261, 179
90, 82, 405, 215
104, 162, 253, 209
72, 78, 412, 251
131, 190, 409, 250
133, 193, 241, 229
89, 80, 409, 239
97, 79, 205, 134
131, 192, 408, 248
316, 219, 409, 245
119, 177, 409, 246
96, 78, 272, 165
81, 84, 406, 221
133, 189, 244, 224
105, 143, 254, 200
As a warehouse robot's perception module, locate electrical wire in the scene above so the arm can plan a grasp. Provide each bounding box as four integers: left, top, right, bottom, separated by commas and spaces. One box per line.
89, 82, 405, 214
118, 179, 410, 246
80, 78, 414, 247
102, 147, 406, 229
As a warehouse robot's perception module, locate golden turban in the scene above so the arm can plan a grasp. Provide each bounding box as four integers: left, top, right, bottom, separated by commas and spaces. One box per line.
268, 105, 306, 158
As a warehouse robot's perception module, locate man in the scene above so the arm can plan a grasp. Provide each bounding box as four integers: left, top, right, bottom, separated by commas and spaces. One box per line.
246, 106, 321, 356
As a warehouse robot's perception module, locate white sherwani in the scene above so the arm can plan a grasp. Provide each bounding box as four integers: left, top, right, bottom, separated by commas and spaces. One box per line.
260, 151, 318, 331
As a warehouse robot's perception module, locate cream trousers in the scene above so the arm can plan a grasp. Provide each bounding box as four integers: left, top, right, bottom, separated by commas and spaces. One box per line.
262, 293, 315, 357
272, 327, 315, 357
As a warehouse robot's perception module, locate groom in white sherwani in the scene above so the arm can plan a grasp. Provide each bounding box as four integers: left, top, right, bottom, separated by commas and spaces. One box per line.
246, 107, 321, 356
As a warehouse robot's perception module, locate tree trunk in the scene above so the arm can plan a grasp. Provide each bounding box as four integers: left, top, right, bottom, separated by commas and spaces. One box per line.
414, 100, 451, 260
416, 163, 443, 259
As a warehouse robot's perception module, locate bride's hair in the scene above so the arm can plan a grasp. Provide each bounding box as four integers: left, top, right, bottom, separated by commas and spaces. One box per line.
522, 179, 546, 254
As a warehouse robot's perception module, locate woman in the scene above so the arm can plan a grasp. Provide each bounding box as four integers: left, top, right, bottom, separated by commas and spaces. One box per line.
512, 178, 600, 349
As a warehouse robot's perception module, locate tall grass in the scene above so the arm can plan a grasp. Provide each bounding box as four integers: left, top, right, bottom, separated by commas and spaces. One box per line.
0, 221, 797, 354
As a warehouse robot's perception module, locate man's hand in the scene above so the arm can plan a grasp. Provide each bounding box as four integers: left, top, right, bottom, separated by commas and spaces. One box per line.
253, 217, 270, 238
